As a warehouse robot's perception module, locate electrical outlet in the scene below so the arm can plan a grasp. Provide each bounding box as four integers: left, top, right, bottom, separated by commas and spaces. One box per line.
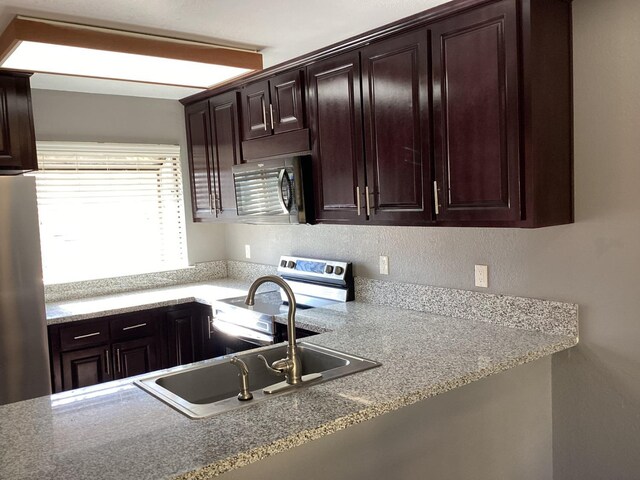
475, 264, 488, 288
379, 255, 389, 275
245, 244, 251, 259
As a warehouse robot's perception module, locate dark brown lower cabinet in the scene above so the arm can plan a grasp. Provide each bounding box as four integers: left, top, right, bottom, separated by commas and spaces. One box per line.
61, 345, 112, 391
49, 303, 206, 393
166, 307, 199, 367
112, 337, 159, 380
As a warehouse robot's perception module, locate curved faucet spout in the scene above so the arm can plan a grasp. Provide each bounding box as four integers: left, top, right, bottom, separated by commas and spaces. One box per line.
245, 275, 298, 347
245, 275, 302, 385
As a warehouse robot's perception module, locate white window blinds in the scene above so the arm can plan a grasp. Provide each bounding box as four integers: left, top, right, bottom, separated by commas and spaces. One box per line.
31, 142, 187, 284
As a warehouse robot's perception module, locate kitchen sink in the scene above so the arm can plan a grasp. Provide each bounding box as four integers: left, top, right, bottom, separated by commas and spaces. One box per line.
135, 342, 380, 419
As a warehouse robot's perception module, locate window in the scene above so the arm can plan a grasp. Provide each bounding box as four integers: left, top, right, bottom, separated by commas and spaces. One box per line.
31, 142, 187, 284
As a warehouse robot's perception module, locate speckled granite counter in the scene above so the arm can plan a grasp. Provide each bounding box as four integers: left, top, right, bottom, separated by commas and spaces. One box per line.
2, 297, 576, 480
45, 279, 276, 325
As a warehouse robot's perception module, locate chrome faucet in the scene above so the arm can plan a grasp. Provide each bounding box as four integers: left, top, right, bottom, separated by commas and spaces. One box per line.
246, 275, 302, 386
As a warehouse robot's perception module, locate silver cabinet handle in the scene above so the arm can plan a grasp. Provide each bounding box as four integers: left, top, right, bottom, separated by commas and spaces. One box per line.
105, 349, 110, 376
122, 323, 147, 331
356, 186, 361, 216
269, 103, 275, 131
74, 331, 100, 340
262, 98, 268, 131
116, 348, 121, 374
365, 185, 371, 216
207, 316, 212, 340
433, 181, 440, 215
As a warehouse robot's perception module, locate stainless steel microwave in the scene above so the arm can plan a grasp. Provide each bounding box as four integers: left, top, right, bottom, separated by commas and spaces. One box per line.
232, 156, 312, 224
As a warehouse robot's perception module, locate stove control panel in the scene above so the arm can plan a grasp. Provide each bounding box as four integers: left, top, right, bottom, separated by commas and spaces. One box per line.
277, 255, 352, 286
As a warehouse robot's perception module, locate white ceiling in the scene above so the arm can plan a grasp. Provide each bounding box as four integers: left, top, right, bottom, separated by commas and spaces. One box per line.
0, 0, 450, 100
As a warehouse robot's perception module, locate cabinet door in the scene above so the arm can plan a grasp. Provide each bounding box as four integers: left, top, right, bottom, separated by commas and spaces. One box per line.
270, 69, 305, 134
307, 50, 366, 224
166, 307, 199, 367
61, 345, 113, 391
0, 73, 37, 173
431, 0, 520, 223
112, 337, 158, 380
185, 100, 216, 221
361, 29, 432, 225
209, 91, 242, 220
241, 79, 271, 140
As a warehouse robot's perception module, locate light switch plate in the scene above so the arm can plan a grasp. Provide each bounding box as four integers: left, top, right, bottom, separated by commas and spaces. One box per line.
475, 264, 488, 288
379, 255, 389, 275
245, 244, 251, 259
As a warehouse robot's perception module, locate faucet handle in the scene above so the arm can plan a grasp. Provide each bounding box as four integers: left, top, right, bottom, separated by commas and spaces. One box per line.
257, 354, 285, 376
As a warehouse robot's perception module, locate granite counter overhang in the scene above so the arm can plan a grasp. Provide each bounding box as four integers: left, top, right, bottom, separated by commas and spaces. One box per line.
3, 293, 577, 480
45, 279, 277, 326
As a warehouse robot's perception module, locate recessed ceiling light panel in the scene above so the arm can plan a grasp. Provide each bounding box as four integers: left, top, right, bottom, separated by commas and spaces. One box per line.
0, 17, 262, 89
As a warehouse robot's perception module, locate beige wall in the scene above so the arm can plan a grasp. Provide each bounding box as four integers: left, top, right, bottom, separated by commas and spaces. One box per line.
224, 1, 640, 477
221, 358, 552, 480
30, 89, 226, 265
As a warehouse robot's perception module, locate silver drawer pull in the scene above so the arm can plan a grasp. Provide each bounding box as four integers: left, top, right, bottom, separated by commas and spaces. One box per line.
73, 331, 100, 340
122, 323, 147, 331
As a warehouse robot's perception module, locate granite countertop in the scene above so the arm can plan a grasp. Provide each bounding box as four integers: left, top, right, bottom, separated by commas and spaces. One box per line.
2, 289, 577, 479
45, 279, 276, 325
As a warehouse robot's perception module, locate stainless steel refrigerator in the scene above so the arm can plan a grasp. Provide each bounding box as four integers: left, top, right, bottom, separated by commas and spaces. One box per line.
0, 175, 51, 405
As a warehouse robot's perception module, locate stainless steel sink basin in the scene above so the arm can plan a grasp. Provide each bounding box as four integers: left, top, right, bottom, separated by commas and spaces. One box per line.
135, 342, 380, 419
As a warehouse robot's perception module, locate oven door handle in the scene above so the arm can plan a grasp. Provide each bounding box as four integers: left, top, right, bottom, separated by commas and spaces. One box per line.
211, 318, 275, 347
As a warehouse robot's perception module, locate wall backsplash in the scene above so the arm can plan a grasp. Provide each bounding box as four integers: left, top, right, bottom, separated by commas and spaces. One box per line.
356, 277, 577, 338
226, 260, 277, 281
44, 261, 227, 302
223, 222, 577, 303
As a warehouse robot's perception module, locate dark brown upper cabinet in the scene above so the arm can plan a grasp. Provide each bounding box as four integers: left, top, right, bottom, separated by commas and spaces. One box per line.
184, 91, 241, 222
308, 30, 431, 226
307, 50, 366, 224
185, 100, 216, 221
209, 91, 242, 220
431, 0, 520, 224
240, 69, 310, 161
241, 79, 270, 140
361, 29, 432, 225
182, 0, 572, 228
0, 72, 37, 175
241, 69, 305, 140
430, 0, 572, 227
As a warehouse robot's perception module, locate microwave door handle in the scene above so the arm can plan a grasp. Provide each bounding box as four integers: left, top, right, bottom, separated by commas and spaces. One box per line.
277, 168, 290, 214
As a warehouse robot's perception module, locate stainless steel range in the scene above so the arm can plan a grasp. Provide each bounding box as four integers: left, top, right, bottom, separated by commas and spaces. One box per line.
208, 256, 353, 357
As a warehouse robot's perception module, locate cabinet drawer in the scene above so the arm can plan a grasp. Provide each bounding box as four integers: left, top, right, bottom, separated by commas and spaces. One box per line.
60, 319, 109, 351
110, 312, 157, 341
